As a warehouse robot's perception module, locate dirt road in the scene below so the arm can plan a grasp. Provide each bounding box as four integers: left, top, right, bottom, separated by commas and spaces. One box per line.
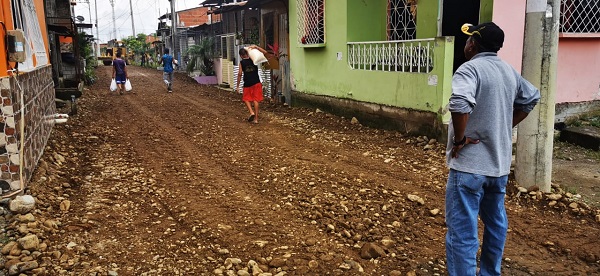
14, 65, 600, 275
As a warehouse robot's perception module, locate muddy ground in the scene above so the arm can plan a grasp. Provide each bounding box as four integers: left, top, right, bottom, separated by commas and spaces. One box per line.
3, 65, 600, 275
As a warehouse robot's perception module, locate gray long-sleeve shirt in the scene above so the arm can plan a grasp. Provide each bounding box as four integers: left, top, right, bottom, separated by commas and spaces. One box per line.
446, 52, 540, 177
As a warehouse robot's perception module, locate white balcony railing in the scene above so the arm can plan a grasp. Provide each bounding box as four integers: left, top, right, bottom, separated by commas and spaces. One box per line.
347, 39, 434, 73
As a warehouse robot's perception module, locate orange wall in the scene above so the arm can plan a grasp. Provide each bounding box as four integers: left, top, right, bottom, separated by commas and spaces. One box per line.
178, 7, 213, 27
0, 0, 50, 76
0, 0, 15, 76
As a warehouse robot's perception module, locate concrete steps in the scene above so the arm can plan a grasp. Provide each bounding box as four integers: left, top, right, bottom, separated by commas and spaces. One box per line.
560, 126, 600, 151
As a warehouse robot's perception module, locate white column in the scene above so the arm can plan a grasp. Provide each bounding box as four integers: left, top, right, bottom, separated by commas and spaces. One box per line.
515, 0, 560, 192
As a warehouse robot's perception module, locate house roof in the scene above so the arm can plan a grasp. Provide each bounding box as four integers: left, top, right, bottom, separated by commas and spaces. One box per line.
75, 23, 93, 29
208, 1, 248, 14
199, 0, 222, 6
206, 0, 275, 14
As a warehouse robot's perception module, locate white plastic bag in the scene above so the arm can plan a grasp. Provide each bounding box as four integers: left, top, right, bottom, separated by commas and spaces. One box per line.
110, 78, 117, 91
125, 79, 132, 91
246, 47, 268, 65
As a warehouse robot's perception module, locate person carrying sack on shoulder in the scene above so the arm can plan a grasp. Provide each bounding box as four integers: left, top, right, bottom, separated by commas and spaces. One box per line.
237, 45, 267, 124
112, 51, 128, 95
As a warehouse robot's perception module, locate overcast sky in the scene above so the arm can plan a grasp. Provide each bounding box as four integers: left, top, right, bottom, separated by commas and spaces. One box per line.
74, 0, 204, 43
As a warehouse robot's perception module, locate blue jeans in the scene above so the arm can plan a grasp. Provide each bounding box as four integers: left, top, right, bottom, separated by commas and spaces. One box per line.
163, 72, 173, 90
445, 169, 508, 276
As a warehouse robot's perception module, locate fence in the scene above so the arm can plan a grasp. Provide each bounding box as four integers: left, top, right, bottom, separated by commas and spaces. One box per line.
347, 38, 434, 73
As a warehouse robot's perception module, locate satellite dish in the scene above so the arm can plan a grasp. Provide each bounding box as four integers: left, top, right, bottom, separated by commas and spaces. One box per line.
76, 16, 85, 22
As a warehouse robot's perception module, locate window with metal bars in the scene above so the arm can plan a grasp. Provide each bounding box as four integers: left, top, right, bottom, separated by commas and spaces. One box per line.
297, 0, 325, 45
388, 0, 417, 41
560, 0, 600, 33
9, 0, 48, 68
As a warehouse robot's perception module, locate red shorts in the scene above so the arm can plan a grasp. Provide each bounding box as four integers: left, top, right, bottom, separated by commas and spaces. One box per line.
242, 83, 264, 102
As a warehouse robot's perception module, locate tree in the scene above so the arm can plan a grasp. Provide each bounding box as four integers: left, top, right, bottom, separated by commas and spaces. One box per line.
122, 33, 151, 65
186, 37, 217, 76
78, 32, 96, 84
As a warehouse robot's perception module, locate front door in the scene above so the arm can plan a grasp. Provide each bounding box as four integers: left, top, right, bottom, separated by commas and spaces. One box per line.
442, 0, 481, 72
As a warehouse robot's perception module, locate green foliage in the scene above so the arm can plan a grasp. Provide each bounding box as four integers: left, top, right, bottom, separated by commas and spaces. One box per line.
123, 33, 151, 59
78, 32, 96, 85
186, 38, 217, 76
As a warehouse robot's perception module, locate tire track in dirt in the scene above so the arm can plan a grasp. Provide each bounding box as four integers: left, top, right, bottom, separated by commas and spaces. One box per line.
103, 75, 359, 270
38, 65, 600, 275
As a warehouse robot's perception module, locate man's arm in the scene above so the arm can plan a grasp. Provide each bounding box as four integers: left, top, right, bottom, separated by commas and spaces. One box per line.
450, 112, 480, 158
112, 64, 116, 78
451, 112, 469, 142
236, 62, 243, 92
513, 75, 541, 127
448, 64, 480, 158
124, 63, 128, 79
513, 109, 529, 127
248, 45, 268, 54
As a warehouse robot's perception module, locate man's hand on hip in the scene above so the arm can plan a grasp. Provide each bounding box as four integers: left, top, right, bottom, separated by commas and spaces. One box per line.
451, 137, 480, 158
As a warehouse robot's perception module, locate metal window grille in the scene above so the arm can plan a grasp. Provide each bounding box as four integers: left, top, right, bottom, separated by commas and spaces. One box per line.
388, 0, 417, 41
220, 36, 227, 58
347, 39, 434, 73
11, 0, 48, 67
220, 34, 235, 60
560, 0, 600, 33
297, 0, 325, 45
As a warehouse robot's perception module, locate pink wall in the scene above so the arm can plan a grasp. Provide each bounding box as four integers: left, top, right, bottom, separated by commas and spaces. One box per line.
493, 0, 600, 104
556, 39, 600, 103
492, 0, 525, 73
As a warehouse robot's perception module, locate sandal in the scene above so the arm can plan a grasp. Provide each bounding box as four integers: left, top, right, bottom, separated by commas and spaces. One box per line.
247, 114, 255, 122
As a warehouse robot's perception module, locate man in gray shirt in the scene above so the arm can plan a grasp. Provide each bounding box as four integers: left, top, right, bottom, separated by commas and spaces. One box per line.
445, 22, 540, 276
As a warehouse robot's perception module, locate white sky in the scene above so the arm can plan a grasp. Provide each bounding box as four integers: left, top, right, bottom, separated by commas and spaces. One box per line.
74, 0, 204, 43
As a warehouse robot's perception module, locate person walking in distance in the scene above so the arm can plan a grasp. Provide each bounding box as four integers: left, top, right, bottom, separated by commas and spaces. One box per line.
112, 51, 128, 95
160, 48, 176, 93
237, 45, 267, 124
444, 22, 540, 276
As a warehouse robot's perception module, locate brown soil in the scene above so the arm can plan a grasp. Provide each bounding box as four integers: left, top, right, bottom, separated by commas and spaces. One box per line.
23, 65, 600, 275
552, 141, 600, 207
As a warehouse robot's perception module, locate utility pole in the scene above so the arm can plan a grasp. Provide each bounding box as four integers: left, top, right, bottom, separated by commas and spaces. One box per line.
515, 0, 560, 192
94, 0, 99, 55
170, 0, 177, 63
109, 0, 117, 40
129, 0, 136, 37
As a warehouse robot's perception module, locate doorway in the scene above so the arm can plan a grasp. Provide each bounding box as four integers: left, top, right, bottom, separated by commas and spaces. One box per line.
441, 0, 481, 72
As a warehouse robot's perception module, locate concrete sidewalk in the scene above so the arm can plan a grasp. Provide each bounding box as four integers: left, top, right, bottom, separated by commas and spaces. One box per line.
560, 126, 600, 151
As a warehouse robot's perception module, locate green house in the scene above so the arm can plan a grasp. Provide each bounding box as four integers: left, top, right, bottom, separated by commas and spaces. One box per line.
289, 0, 494, 139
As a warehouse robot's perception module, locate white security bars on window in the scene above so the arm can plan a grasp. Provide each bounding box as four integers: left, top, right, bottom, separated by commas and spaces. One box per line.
388, 0, 418, 41
297, 0, 325, 45
347, 39, 434, 73
560, 0, 600, 33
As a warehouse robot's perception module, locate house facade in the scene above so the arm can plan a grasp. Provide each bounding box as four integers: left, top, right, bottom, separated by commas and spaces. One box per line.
46, 0, 85, 100
0, 0, 55, 197
202, 0, 290, 102
157, 7, 219, 68
494, 0, 600, 123
289, 0, 497, 138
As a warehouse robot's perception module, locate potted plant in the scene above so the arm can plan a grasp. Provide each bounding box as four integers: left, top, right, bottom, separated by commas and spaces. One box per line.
235, 32, 244, 45
265, 43, 287, 70
186, 37, 218, 85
